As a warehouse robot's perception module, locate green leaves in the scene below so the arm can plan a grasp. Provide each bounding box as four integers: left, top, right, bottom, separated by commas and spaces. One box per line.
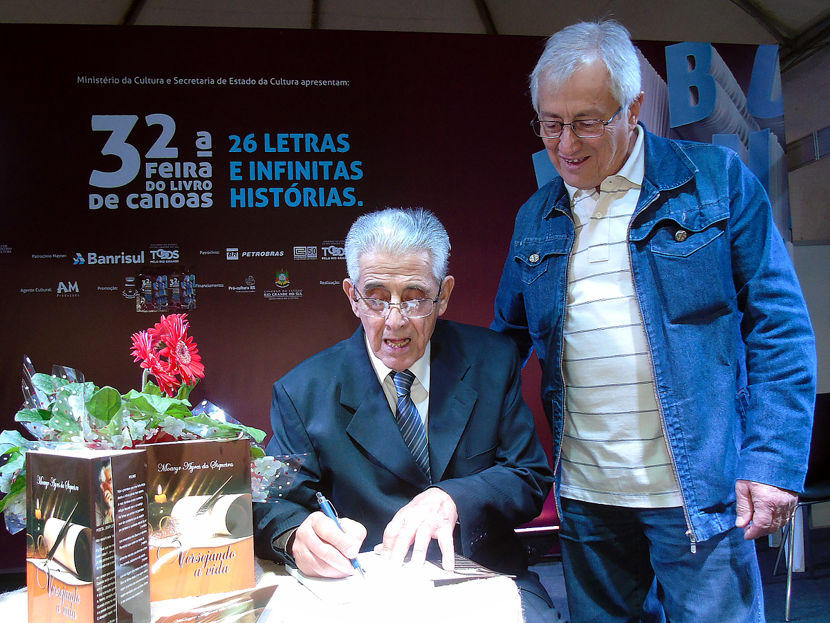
0, 429, 36, 456
183, 414, 267, 444
122, 389, 192, 420
3, 367, 269, 529
13, 408, 51, 423
0, 430, 31, 513
0, 477, 25, 512
86, 386, 122, 423
31, 372, 72, 396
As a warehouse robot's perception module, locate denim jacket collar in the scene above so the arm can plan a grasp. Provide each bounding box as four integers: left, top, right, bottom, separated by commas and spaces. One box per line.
544, 123, 700, 237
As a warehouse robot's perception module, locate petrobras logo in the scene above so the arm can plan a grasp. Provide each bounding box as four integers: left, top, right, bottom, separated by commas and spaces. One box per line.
240, 249, 284, 258
57, 281, 80, 298
226, 247, 284, 260
321, 241, 345, 261
293, 245, 318, 260
73, 251, 145, 265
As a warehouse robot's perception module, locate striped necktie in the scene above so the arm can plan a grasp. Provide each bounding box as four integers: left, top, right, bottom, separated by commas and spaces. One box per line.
391, 369, 431, 480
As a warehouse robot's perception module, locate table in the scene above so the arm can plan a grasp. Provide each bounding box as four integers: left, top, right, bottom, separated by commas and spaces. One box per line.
2, 558, 525, 623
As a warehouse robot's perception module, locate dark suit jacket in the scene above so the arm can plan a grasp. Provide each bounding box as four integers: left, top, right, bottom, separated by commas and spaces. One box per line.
253, 319, 553, 576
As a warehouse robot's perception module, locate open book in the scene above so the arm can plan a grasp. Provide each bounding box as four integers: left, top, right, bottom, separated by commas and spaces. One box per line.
287, 551, 507, 604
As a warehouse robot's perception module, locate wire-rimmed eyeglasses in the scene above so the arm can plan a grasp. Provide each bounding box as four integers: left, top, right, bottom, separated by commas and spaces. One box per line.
531, 107, 623, 139
353, 286, 442, 319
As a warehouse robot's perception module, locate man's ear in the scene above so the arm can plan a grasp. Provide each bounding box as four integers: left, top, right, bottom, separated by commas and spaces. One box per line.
437, 275, 455, 316
343, 278, 360, 318
628, 92, 644, 126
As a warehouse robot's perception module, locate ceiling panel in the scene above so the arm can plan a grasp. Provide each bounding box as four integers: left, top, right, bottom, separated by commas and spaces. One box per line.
0, 0, 827, 63
134, 0, 312, 29
754, 0, 830, 36
488, 0, 777, 43
319, 0, 485, 33
0, 0, 131, 24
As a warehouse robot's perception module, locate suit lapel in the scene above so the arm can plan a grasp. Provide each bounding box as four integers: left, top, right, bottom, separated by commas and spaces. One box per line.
341, 328, 430, 489
427, 322, 478, 481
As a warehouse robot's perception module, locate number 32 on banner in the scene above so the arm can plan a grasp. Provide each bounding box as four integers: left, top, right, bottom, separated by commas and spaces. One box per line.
89, 114, 181, 189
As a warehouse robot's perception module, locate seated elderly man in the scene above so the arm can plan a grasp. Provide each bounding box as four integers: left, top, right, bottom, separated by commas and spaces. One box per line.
253, 208, 555, 621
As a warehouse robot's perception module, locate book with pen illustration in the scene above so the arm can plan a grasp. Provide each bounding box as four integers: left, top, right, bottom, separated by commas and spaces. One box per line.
25, 447, 150, 623
142, 438, 255, 601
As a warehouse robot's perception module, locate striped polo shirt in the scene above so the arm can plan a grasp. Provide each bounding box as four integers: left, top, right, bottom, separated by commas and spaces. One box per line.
559, 126, 682, 508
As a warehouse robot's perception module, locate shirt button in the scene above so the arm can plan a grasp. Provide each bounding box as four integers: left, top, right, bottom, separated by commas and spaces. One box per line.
529, 253, 540, 264
675, 229, 688, 242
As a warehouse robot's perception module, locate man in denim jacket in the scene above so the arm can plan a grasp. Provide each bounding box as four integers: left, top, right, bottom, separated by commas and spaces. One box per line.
492, 20, 816, 623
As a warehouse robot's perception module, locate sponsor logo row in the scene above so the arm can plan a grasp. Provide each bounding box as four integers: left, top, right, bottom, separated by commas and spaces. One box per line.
225, 243, 344, 261
17, 269, 344, 305
22, 242, 347, 265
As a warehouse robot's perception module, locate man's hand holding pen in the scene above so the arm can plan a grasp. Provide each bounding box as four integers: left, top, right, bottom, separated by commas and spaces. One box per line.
292, 510, 367, 578
291, 488, 459, 577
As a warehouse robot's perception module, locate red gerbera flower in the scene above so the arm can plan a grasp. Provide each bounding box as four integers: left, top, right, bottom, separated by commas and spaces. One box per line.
149, 314, 205, 387
149, 361, 180, 397
130, 330, 156, 364
130, 314, 205, 397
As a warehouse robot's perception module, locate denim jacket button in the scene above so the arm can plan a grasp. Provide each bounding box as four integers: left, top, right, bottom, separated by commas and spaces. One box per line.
674, 229, 688, 242
528, 253, 540, 264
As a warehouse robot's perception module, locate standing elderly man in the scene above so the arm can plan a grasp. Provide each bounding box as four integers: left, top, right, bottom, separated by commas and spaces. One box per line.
492, 20, 816, 623
254, 208, 556, 621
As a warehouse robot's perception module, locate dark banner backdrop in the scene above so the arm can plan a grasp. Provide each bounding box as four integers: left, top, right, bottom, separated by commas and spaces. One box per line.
0, 25, 783, 569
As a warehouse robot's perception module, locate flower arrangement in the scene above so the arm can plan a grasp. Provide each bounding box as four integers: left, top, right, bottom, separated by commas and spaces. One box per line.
130, 314, 205, 399
0, 313, 291, 534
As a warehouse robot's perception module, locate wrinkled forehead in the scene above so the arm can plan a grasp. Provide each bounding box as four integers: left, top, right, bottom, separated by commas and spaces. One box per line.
356, 248, 439, 290
538, 61, 620, 113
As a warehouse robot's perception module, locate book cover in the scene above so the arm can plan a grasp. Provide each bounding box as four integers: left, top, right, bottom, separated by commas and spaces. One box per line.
143, 438, 255, 601
26, 448, 150, 623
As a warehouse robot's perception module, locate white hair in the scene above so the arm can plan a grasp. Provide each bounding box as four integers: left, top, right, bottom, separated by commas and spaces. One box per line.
530, 20, 641, 113
345, 208, 450, 285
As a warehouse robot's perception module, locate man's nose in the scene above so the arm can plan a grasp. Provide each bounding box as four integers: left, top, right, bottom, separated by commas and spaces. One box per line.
384, 304, 408, 327
557, 124, 580, 152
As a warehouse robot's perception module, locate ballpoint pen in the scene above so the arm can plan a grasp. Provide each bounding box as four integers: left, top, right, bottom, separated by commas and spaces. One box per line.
315, 491, 367, 578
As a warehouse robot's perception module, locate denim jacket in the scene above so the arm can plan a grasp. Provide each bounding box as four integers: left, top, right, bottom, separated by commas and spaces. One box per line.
492, 126, 816, 543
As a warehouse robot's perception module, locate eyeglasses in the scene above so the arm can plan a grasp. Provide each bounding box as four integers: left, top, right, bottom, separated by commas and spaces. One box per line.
353, 286, 442, 319
531, 107, 623, 139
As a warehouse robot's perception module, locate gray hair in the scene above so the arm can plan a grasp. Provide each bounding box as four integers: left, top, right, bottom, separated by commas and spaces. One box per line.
345, 208, 450, 285
529, 20, 641, 113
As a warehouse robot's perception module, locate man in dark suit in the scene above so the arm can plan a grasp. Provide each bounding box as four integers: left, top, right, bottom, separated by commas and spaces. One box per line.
253, 208, 555, 620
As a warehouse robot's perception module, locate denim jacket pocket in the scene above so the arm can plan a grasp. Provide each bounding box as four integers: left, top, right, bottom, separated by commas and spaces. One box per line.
646, 217, 733, 322
513, 235, 571, 285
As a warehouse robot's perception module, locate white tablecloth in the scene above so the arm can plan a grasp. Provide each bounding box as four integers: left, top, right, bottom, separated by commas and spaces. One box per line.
3, 558, 524, 623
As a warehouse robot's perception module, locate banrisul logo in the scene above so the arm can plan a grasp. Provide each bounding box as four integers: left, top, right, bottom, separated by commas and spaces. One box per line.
74, 251, 145, 265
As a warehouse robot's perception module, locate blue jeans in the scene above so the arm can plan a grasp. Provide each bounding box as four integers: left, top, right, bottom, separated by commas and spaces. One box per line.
559, 498, 765, 623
